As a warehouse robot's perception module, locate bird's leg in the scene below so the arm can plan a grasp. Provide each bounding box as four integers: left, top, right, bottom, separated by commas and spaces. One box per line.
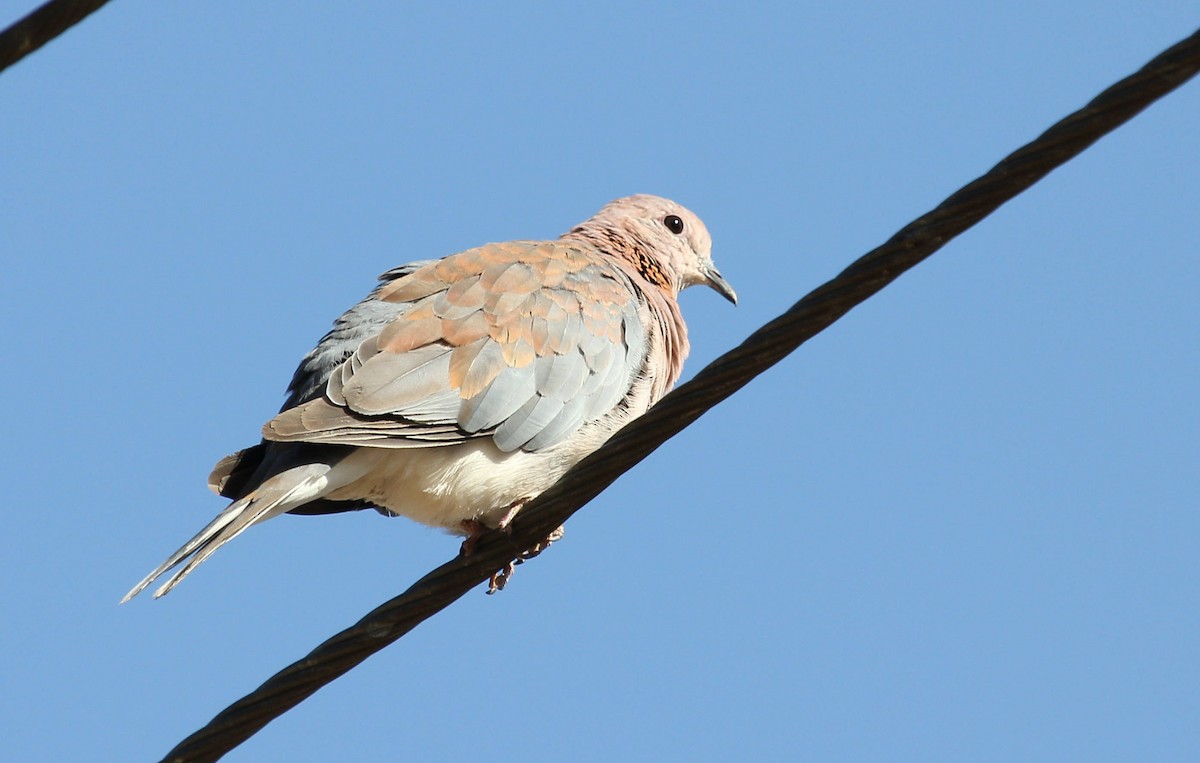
460, 498, 525, 557
494, 499, 526, 531
483, 500, 526, 594
462, 499, 557, 594
456, 519, 514, 593
458, 520, 488, 557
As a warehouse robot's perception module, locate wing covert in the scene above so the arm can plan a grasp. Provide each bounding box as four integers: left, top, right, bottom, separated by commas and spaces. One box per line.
264, 242, 649, 453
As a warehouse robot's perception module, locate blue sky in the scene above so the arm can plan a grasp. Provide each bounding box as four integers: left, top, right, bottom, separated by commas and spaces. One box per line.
2, 3, 1197, 761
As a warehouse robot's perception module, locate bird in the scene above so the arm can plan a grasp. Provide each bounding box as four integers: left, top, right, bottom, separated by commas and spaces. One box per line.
121, 194, 736, 601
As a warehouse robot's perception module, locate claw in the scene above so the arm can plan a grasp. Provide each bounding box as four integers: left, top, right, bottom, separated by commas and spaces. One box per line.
487, 562, 516, 594
514, 525, 564, 565
485, 525, 566, 594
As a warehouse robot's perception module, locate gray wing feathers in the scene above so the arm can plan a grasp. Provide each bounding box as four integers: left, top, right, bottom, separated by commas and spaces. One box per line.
493, 394, 565, 452
266, 248, 651, 454
341, 348, 456, 416
283, 262, 435, 409
524, 394, 592, 452
534, 351, 590, 401
460, 361, 538, 433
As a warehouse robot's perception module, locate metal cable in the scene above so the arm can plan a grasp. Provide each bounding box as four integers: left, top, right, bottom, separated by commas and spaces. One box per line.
148, 25, 1200, 763
0, 0, 111, 74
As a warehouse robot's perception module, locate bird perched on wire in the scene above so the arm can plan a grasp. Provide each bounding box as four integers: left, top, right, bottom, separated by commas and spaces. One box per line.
122, 194, 736, 601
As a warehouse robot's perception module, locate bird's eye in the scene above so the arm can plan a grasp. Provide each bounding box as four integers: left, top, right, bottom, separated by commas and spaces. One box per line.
663, 215, 685, 235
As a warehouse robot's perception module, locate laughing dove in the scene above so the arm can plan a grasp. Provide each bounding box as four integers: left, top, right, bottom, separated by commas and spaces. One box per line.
122, 194, 736, 601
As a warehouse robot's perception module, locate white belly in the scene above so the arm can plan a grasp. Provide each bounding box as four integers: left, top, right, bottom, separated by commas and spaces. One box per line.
325, 440, 572, 532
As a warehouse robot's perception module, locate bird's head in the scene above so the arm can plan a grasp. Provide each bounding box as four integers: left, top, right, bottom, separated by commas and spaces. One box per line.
566, 194, 737, 305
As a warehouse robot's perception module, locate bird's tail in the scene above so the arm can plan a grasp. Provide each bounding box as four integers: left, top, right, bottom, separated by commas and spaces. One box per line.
121, 462, 344, 602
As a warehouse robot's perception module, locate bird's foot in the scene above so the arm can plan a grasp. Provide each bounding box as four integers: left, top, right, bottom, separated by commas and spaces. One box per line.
488, 561, 516, 594
487, 525, 566, 594
458, 520, 488, 557
515, 525, 565, 565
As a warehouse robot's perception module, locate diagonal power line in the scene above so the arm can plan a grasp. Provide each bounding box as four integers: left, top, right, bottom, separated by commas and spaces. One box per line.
158, 25, 1200, 763
0, 0, 111, 74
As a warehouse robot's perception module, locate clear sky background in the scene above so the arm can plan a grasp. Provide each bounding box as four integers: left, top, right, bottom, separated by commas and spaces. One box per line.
2, 3, 1197, 761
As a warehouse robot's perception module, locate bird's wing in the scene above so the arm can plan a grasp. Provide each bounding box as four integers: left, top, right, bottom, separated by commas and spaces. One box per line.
280, 260, 437, 410
264, 241, 648, 453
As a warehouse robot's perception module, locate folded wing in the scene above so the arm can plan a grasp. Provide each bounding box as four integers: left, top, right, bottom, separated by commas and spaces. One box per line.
264, 241, 648, 453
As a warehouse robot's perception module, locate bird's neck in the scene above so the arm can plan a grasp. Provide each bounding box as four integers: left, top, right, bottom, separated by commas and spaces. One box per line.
563, 224, 681, 300
647, 290, 691, 402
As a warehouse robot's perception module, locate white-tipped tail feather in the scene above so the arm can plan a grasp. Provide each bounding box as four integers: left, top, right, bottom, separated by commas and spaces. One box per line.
121, 463, 340, 602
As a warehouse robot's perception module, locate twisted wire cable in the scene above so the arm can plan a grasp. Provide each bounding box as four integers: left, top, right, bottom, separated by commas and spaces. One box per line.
0, 0, 110, 74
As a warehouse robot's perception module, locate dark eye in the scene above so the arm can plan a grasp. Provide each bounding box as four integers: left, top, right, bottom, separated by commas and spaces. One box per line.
663, 215, 685, 235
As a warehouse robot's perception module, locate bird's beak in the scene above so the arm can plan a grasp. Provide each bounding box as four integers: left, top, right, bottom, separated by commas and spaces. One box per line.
703, 265, 738, 305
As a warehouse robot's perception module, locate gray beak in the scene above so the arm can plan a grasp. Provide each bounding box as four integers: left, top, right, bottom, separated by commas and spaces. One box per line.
704, 266, 738, 305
